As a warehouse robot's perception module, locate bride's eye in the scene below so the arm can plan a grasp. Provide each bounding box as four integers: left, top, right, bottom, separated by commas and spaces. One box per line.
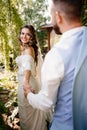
21, 32, 31, 37
21, 32, 24, 35
27, 33, 31, 36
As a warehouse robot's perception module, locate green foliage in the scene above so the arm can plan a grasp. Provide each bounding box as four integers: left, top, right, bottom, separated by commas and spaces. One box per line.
0, 101, 9, 114
22, 0, 48, 27
0, 101, 9, 130
19, 0, 49, 52
0, 71, 18, 129
0, 0, 87, 71
37, 30, 47, 54
0, 0, 23, 70
82, 0, 87, 26
0, 0, 49, 70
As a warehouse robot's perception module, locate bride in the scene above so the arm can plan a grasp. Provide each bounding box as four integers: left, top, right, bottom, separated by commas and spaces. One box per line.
16, 25, 48, 130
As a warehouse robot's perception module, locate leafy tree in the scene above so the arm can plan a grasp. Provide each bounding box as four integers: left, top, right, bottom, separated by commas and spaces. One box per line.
0, 0, 49, 70
0, 0, 23, 70
82, 0, 87, 26
18, 0, 49, 53
0, 0, 87, 70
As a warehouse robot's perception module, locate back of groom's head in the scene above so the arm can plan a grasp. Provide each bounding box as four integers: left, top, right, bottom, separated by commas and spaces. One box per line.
52, 0, 83, 21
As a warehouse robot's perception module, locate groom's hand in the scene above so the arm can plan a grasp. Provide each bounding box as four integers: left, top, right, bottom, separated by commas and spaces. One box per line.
23, 85, 35, 98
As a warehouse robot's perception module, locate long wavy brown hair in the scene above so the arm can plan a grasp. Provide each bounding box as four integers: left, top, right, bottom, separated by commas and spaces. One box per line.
19, 25, 38, 65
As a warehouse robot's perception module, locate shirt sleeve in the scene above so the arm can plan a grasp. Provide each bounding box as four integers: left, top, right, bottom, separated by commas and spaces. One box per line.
27, 47, 64, 112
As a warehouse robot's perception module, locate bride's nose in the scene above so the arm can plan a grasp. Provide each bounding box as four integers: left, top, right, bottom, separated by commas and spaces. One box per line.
23, 34, 27, 38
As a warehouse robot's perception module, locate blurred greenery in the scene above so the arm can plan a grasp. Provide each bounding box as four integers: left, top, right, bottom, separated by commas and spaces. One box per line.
0, 71, 18, 129
0, 0, 87, 128
0, 101, 8, 130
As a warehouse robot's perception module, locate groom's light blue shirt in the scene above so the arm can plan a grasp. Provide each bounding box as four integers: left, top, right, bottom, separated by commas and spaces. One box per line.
50, 26, 85, 130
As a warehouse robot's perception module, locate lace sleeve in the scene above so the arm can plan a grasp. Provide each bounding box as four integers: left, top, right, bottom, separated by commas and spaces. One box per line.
22, 55, 34, 72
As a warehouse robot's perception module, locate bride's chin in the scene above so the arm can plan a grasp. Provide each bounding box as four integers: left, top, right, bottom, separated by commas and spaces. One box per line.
22, 41, 29, 45
22, 41, 27, 44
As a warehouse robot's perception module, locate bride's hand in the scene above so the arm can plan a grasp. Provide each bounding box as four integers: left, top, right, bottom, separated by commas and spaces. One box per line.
23, 85, 35, 98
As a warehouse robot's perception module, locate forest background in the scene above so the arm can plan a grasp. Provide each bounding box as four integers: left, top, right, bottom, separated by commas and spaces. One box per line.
0, 0, 87, 129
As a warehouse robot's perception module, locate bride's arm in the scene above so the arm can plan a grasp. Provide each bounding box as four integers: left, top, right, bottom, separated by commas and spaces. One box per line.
23, 47, 35, 92
24, 48, 64, 112
23, 70, 31, 87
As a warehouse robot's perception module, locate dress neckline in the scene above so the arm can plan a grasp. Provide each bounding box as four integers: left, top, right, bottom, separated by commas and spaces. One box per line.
17, 54, 34, 60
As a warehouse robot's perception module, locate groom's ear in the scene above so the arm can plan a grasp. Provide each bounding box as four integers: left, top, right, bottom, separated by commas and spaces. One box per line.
56, 11, 63, 24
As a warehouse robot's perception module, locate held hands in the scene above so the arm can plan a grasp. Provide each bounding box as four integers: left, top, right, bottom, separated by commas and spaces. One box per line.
23, 83, 35, 98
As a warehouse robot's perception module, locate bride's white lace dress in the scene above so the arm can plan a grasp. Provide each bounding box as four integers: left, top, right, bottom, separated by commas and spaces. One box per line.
16, 54, 47, 130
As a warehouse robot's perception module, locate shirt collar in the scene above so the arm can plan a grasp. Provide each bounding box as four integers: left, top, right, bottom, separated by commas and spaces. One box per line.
62, 26, 84, 39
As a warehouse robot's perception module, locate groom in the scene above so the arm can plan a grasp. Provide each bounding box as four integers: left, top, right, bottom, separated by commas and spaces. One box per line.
24, 0, 87, 130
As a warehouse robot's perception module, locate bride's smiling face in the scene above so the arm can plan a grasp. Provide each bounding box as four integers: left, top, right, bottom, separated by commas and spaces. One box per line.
20, 28, 31, 44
